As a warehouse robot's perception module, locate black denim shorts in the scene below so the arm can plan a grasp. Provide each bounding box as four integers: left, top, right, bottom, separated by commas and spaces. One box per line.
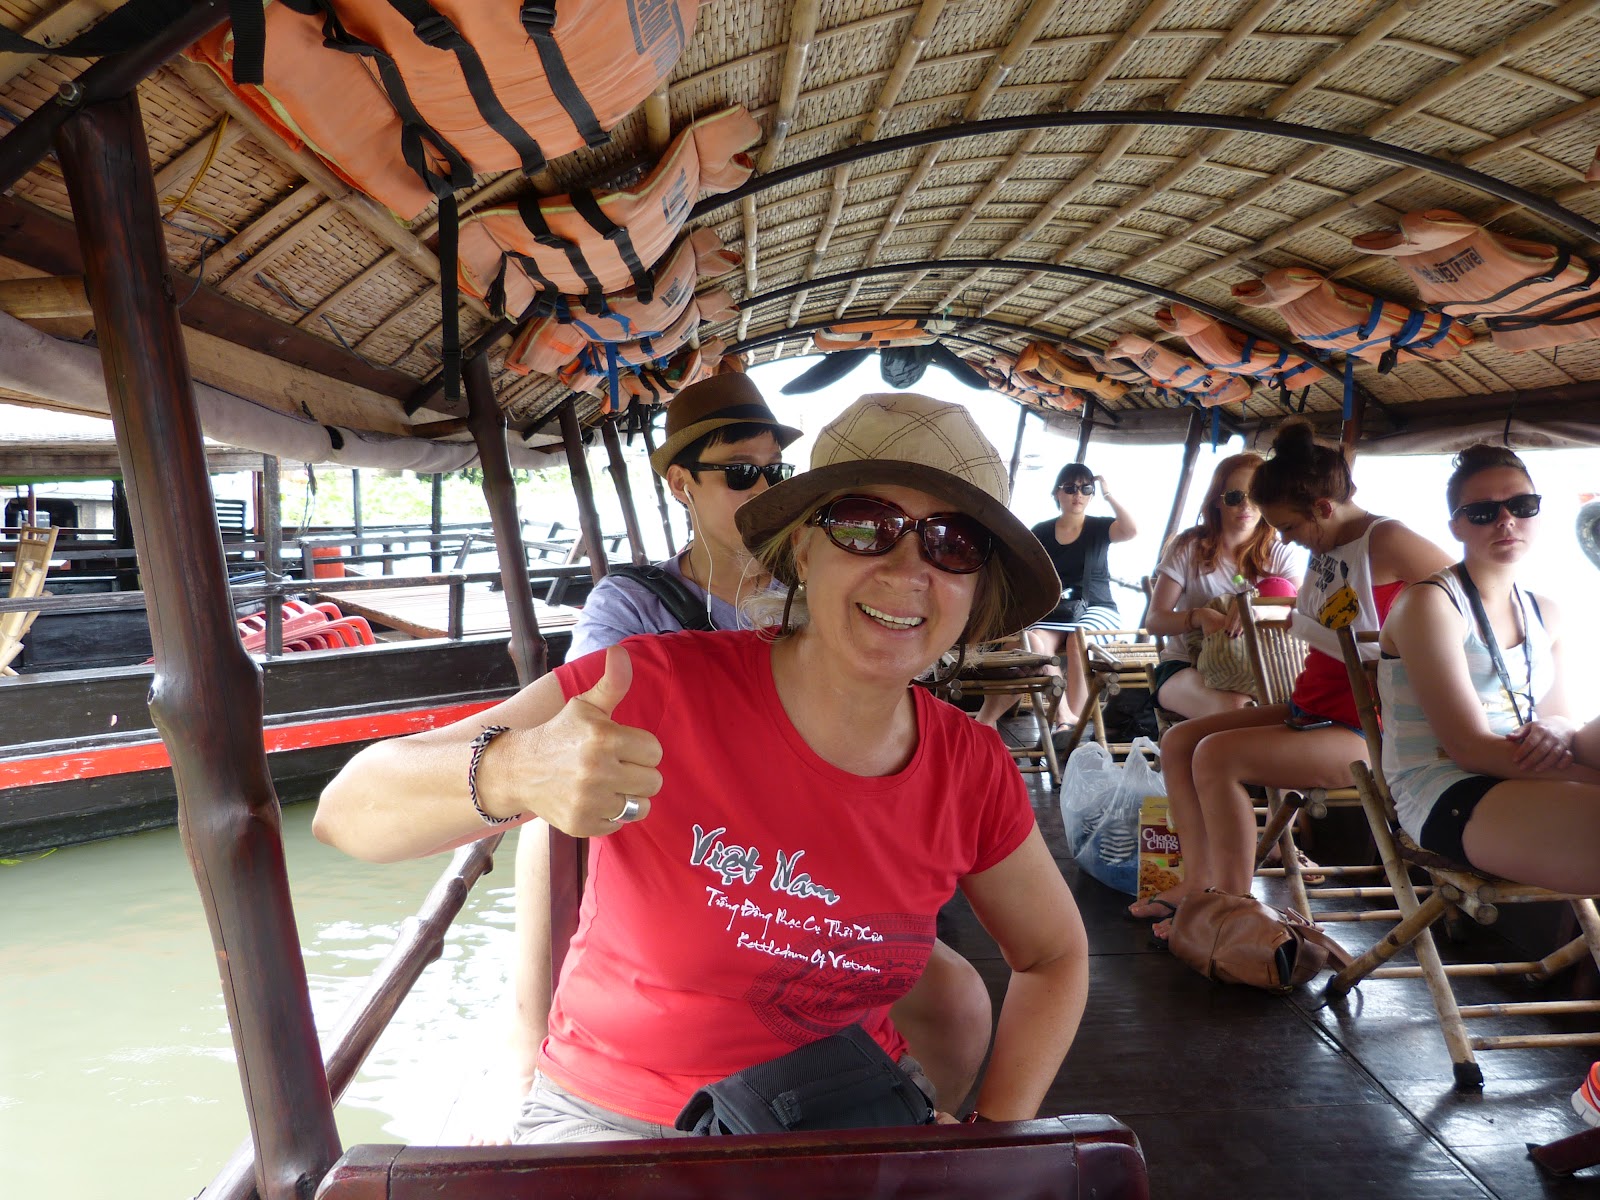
1417, 774, 1502, 863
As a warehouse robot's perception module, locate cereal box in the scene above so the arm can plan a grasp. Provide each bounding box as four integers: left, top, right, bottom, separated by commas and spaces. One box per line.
1137, 794, 1183, 901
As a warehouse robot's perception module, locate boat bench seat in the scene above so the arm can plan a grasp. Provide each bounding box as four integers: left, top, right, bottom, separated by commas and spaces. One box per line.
314, 1116, 1149, 1199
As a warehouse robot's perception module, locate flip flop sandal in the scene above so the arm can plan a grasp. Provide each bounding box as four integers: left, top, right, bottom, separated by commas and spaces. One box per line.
1126, 897, 1179, 921
1294, 850, 1327, 886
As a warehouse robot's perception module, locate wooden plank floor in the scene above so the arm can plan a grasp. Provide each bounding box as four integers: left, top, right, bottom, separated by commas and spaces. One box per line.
318, 582, 580, 640
941, 729, 1600, 1198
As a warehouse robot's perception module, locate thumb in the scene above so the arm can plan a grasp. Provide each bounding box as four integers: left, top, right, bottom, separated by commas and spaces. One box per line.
580, 644, 633, 718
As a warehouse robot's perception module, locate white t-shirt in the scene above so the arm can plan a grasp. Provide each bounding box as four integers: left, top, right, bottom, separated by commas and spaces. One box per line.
1153, 538, 1303, 664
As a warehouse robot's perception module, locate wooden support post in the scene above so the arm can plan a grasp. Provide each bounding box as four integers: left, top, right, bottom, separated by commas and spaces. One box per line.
430, 473, 444, 573
55, 93, 340, 1200
262, 455, 283, 658
600, 417, 649, 566
639, 415, 677, 556
463, 353, 546, 687
558, 399, 609, 583
1075, 400, 1096, 464
1007, 405, 1028, 488
1341, 386, 1367, 465
1159, 410, 1205, 551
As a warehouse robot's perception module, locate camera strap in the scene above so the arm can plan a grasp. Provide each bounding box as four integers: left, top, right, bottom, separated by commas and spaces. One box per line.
1452, 563, 1534, 726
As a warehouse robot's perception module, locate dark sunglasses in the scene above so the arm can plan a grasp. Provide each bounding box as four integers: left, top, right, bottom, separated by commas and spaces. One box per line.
686, 461, 795, 491
1057, 482, 1096, 496
810, 495, 993, 575
1452, 493, 1541, 525
1220, 490, 1252, 507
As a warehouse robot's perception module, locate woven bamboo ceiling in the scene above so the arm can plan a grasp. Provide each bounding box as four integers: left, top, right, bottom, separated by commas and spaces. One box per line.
2, 0, 1599, 447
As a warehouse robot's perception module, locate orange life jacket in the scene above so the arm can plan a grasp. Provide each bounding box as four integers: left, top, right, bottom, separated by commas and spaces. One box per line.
502, 229, 739, 376
1352, 210, 1600, 353
558, 287, 736, 395
1231, 268, 1471, 370
1105, 334, 1253, 407
963, 348, 1086, 412
811, 319, 937, 353
1013, 342, 1128, 403
1153, 304, 1320, 391
605, 337, 732, 411
189, 0, 700, 222
458, 106, 760, 317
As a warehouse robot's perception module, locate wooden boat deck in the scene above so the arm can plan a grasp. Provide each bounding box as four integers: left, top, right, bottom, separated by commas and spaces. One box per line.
320, 582, 581, 641
943, 741, 1600, 1199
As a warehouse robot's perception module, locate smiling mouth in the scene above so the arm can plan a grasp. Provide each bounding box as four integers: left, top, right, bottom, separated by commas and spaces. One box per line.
858, 603, 925, 629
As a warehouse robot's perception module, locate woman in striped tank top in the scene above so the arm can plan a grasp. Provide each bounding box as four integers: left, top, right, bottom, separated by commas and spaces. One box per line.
1378, 444, 1600, 895
1135, 421, 1451, 933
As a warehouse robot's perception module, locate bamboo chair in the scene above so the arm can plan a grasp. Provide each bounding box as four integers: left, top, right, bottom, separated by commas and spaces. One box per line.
0, 525, 60, 676
1325, 625, 1600, 1090
1237, 597, 1387, 922
1058, 631, 1160, 760
943, 638, 1067, 785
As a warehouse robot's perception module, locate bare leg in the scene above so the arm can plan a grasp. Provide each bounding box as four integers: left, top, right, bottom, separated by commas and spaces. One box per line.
1461, 780, 1600, 894
1191, 721, 1366, 894
974, 691, 1019, 727
1060, 630, 1089, 718
1025, 628, 1073, 727
1128, 705, 1286, 919
889, 939, 992, 1111
1154, 666, 1254, 721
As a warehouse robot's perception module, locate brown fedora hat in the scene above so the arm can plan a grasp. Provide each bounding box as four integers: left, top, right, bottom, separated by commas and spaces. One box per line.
647, 374, 802, 476
735, 392, 1060, 639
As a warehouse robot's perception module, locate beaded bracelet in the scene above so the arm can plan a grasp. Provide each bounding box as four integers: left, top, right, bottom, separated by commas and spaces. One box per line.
467, 724, 518, 826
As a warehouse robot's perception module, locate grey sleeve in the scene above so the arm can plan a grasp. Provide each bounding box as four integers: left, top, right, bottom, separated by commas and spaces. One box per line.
567, 577, 656, 659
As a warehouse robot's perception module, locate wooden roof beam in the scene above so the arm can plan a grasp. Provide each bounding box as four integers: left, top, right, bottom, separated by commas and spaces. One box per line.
737, 0, 821, 339
782, 0, 947, 330
170, 57, 491, 320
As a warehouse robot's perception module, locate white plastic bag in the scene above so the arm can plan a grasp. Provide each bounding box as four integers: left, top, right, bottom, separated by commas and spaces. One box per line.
1059, 737, 1163, 896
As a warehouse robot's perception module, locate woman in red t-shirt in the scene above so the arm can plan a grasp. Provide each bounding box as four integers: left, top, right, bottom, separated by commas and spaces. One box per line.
315, 392, 1089, 1141
1133, 420, 1451, 931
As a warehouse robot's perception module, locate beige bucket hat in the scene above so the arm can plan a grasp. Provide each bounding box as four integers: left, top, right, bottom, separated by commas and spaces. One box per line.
647, 374, 802, 476
735, 392, 1060, 638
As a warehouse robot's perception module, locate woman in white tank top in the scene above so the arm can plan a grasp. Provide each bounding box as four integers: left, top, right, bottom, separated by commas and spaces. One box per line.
1377, 445, 1600, 894
1134, 421, 1452, 931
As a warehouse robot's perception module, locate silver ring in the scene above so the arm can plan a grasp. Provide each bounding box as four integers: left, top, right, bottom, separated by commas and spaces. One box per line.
609, 797, 642, 824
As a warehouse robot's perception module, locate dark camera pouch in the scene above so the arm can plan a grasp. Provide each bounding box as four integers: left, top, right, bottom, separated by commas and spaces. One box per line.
674, 1024, 937, 1136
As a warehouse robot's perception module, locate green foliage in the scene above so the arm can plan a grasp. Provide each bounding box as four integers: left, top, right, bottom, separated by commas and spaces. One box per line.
279, 466, 575, 529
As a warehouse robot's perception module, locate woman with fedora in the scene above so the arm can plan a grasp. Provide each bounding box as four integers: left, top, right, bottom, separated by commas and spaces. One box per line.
314, 392, 1088, 1141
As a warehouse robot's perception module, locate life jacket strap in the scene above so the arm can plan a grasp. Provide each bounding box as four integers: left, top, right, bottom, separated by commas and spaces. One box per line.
569, 189, 655, 303
521, 0, 610, 150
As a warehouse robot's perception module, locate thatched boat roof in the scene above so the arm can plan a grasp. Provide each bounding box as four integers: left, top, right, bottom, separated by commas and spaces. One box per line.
2, 0, 1599, 457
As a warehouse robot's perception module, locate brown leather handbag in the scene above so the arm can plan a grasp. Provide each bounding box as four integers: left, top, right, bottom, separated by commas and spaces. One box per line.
1168, 889, 1352, 993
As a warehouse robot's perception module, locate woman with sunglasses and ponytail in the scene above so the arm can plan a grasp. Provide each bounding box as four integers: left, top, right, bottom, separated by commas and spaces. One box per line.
1143, 452, 1301, 722
1378, 445, 1600, 894
1139, 419, 1451, 934
315, 392, 1087, 1142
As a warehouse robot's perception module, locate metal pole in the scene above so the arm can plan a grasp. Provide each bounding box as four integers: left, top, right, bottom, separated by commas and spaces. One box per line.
430, 472, 444, 572
557, 399, 608, 583
600, 417, 648, 566
463, 352, 546, 687
262, 455, 283, 658
55, 92, 340, 1200
1007, 405, 1028, 488
638, 416, 677, 556
1075, 400, 1095, 464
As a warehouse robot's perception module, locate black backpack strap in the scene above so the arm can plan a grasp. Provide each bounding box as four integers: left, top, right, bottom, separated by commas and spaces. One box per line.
608, 564, 715, 633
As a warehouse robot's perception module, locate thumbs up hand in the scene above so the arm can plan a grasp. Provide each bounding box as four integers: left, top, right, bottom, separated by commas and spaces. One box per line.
535, 645, 663, 836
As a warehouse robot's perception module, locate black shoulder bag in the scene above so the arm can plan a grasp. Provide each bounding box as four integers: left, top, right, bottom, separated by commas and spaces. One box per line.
607, 563, 716, 633
674, 1024, 936, 1136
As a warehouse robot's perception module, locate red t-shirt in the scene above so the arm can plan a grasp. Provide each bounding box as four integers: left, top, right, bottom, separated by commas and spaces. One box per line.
540, 629, 1035, 1124
1291, 579, 1405, 725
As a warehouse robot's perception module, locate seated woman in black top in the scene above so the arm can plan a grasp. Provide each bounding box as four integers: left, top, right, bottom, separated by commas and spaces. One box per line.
976, 463, 1137, 733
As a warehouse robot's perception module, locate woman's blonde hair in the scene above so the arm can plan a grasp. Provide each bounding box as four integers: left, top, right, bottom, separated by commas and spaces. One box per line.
742, 493, 1014, 647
